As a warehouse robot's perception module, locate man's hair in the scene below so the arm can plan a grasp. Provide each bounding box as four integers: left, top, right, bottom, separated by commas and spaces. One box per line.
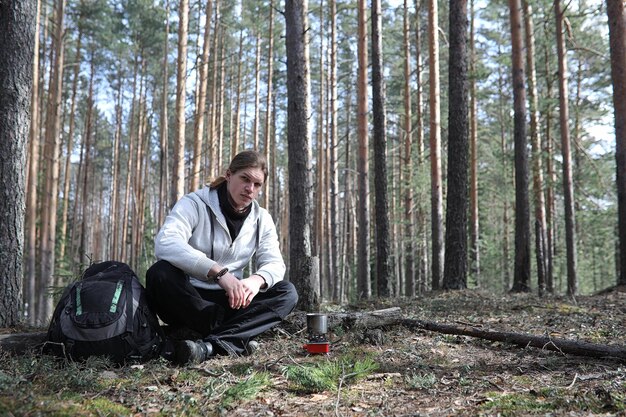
210, 150, 268, 188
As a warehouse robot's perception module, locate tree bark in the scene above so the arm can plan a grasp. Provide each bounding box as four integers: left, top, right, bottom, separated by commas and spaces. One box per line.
39, 0, 65, 323
285, 0, 318, 311
172, 0, 189, 206
329, 0, 340, 302
371, 0, 391, 298
191, 0, 213, 191
555, 0, 578, 296
0, 0, 34, 327
429, 0, 443, 291
443, 0, 469, 290
356, 0, 371, 299
509, 0, 531, 293
523, 0, 548, 296
402, 0, 415, 297
468, 0, 480, 285
607, 0, 626, 287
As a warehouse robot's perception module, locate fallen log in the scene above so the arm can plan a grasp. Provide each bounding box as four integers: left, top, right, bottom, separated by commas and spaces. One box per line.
401, 318, 626, 360
0, 331, 47, 355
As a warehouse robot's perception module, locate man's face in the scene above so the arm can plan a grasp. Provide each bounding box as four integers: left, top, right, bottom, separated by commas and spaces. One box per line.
226, 167, 265, 211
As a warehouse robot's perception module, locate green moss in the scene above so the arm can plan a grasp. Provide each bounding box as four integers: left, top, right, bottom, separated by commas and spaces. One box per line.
86, 397, 132, 415
480, 392, 556, 415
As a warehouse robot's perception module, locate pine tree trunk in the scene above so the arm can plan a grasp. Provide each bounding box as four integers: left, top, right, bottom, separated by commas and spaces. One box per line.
191, 0, 213, 191
607, 0, 626, 287
543, 46, 556, 294
252, 33, 261, 151
523, 0, 548, 296
39, 0, 65, 323
469, 0, 480, 285
231, 31, 244, 158
371, 0, 391, 297
0, 0, 34, 327
25, 0, 41, 325
59, 15, 82, 262
428, 0, 443, 290
329, 0, 340, 302
263, 0, 275, 210
509, 0, 531, 293
173, 0, 189, 206
285, 0, 318, 310
356, 0, 371, 299
158, 0, 170, 227
443, 0, 469, 290
555, 0, 578, 296
79, 54, 96, 264
402, 0, 414, 297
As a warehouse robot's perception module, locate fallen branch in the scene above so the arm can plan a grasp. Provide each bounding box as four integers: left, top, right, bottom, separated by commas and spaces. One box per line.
401, 318, 626, 360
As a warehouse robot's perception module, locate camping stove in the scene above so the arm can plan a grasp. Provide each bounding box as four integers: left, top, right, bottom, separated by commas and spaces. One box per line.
303, 313, 330, 354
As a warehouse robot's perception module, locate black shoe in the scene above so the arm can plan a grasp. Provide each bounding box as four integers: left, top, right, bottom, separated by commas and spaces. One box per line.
171, 340, 213, 365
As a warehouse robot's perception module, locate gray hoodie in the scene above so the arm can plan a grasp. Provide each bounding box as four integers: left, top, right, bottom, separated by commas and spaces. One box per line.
154, 186, 286, 291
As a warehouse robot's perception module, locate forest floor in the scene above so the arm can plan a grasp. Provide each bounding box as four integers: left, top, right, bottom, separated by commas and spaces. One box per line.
1, 289, 625, 416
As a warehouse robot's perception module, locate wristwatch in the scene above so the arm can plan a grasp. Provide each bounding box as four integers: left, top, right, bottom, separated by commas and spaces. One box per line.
213, 267, 229, 282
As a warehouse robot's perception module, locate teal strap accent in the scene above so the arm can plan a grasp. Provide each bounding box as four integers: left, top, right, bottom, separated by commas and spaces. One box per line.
110, 280, 123, 313
75, 283, 83, 315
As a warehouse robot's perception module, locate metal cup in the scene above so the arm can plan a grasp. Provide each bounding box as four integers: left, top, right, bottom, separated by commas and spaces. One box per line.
306, 313, 328, 337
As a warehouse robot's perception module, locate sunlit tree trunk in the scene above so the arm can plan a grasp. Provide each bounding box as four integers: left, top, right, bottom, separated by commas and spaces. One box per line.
315, 0, 326, 298
39, 0, 65, 323
523, 0, 548, 296
173, 0, 189, 206
158, 0, 170, 227
607, 0, 626, 287
509, 0, 531, 293
555, 0, 577, 297
356, 0, 371, 299
263, 1, 275, 209
252, 33, 261, 151
429, 0, 443, 290
58, 8, 82, 263
25, 0, 41, 324
231, 31, 244, 158
79, 53, 96, 264
191, 0, 213, 191
329, 0, 340, 301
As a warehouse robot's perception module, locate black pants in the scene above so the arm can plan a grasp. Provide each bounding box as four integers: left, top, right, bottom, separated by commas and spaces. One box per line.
146, 260, 298, 356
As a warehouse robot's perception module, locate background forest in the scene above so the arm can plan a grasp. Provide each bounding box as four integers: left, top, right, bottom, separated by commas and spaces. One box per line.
23, 0, 618, 325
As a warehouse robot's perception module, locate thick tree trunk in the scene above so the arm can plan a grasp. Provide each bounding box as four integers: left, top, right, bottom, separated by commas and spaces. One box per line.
607, 0, 626, 287
371, 0, 391, 298
0, 0, 34, 327
429, 0, 443, 291
509, 0, 531, 293
443, 0, 469, 290
285, 0, 318, 311
555, 0, 578, 296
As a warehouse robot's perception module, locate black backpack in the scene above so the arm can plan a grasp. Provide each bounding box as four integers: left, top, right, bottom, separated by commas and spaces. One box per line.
45, 261, 164, 364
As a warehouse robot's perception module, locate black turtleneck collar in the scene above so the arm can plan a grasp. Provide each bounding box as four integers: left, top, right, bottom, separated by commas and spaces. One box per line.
217, 182, 251, 239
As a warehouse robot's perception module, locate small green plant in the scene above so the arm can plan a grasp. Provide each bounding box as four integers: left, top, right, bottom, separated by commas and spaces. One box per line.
284, 355, 378, 394
406, 372, 437, 390
221, 371, 271, 409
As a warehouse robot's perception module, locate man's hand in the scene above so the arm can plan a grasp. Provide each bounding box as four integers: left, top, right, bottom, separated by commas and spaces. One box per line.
219, 273, 265, 309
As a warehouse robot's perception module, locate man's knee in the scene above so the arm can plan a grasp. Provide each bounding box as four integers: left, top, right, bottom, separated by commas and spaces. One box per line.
146, 260, 182, 288
272, 280, 299, 313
